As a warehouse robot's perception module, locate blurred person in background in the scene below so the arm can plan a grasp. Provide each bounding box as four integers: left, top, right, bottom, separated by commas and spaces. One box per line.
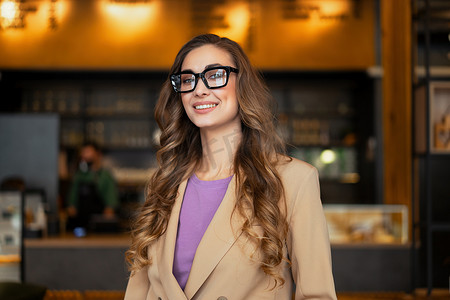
66, 141, 119, 232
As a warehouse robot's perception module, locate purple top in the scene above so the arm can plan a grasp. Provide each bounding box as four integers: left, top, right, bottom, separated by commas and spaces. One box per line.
173, 173, 233, 290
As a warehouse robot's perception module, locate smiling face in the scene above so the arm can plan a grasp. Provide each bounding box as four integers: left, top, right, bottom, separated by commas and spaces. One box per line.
180, 44, 240, 133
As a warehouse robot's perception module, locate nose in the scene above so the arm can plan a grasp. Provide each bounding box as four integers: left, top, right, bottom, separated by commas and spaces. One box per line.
193, 77, 210, 96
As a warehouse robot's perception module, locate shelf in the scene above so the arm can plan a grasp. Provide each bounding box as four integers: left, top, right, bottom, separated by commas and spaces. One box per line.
430, 222, 450, 231
429, 150, 450, 155
282, 111, 356, 119
320, 177, 360, 185
415, 15, 450, 23
415, 1, 450, 21
288, 144, 356, 149
412, 0, 450, 293
59, 114, 84, 119
415, 9, 450, 22
414, 221, 450, 232
331, 243, 411, 249
415, 67, 450, 78
413, 151, 450, 157
102, 146, 157, 151
84, 114, 153, 119
60, 144, 158, 152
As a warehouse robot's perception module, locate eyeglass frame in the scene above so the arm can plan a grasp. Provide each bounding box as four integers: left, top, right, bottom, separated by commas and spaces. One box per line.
170, 66, 239, 93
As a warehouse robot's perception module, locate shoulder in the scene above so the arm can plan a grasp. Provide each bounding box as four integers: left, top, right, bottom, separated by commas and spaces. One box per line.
276, 156, 321, 212
276, 156, 318, 183
97, 169, 116, 183
98, 168, 114, 178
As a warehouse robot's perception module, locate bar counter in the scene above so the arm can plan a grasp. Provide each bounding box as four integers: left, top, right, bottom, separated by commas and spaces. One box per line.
24, 234, 411, 292
25, 234, 131, 291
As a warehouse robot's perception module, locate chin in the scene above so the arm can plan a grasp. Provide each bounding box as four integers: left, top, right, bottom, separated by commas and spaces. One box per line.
195, 123, 218, 130
188, 118, 217, 129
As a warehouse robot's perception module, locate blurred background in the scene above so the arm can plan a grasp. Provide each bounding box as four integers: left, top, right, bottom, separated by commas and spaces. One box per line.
0, 0, 449, 299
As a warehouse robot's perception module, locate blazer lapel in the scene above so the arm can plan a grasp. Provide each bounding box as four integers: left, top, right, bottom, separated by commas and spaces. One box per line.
155, 180, 188, 300
184, 177, 243, 299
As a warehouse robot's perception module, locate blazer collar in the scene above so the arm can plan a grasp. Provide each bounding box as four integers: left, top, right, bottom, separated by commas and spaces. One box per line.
155, 176, 243, 300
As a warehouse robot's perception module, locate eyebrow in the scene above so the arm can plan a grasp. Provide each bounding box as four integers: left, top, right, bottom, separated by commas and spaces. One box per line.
181, 63, 223, 73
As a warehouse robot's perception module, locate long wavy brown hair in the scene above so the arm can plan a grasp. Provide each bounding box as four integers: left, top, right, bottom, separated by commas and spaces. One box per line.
126, 34, 289, 287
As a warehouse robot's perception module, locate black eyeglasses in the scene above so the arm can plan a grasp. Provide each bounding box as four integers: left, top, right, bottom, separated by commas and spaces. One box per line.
170, 66, 239, 93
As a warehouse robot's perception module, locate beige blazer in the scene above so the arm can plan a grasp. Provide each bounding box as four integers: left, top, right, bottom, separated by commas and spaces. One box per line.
125, 158, 337, 300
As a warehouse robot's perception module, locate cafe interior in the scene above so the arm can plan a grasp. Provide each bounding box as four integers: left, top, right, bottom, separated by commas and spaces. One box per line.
0, 0, 449, 299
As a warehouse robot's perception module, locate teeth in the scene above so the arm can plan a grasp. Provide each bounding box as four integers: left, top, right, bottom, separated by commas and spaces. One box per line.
195, 104, 217, 110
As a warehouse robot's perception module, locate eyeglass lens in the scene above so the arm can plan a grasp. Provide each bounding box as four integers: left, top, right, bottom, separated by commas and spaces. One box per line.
178, 68, 228, 92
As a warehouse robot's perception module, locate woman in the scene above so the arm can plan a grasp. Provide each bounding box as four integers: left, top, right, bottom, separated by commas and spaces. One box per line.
125, 34, 336, 300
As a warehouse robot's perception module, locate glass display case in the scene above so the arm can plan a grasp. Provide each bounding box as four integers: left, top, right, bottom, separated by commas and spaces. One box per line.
429, 81, 450, 153
0, 191, 23, 282
324, 204, 408, 244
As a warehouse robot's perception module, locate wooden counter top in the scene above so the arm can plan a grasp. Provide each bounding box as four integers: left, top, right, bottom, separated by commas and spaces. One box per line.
25, 234, 131, 248
25, 235, 410, 249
